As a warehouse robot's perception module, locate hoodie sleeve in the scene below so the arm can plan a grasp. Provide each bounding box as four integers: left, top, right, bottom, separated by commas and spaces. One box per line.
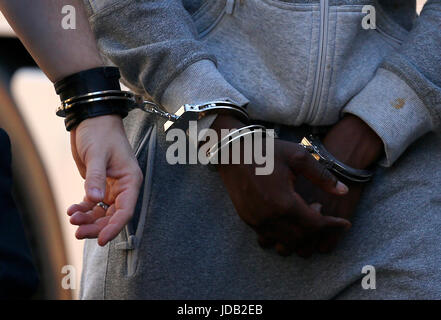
82, 0, 249, 118
343, 0, 441, 166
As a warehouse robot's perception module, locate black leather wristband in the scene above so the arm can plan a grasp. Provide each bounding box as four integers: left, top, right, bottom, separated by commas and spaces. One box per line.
55, 67, 121, 100
55, 67, 129, 131
64, 100, 130, 131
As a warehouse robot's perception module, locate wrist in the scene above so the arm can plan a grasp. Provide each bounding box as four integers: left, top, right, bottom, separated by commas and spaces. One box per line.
209, 114, 254, 169
74, 114, 124, 133
323, 115, 383, 169
210, 114, 247, 136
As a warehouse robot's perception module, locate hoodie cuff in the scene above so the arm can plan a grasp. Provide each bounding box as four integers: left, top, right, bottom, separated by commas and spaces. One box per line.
343, 68, 433, 167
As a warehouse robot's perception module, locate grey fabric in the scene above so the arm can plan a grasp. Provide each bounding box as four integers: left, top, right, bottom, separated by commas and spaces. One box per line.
79, 0, 441, 299
79, 238, 109, 299
80, 111, 441, 299
83, 0, 441, 166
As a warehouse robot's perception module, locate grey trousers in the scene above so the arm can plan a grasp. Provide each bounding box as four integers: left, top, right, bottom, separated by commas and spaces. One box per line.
80, 111, 441, 299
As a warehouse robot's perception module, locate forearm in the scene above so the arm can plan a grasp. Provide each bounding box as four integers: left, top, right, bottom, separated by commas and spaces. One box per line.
83, 0, 215, 99
0, 0, 103, 82
84, 0, 248, 113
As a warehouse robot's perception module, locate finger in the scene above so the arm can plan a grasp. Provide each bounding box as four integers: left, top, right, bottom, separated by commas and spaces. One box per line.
293, 202, 323, 258
286, 194, 351, 238
70, 204, 110, 225
67, 198, 95, 216
322, 215, 352, 231
70, 211, 94, 226
309, 201, 351, 233
280, 219, 317, 259
97, 184, 140, 246
84, 153, 108, 203
286, 193, 324, 228
290, 148, 348, 196
315, 216, 351, 253
75, 216, 110, 239
317, 219, 348, 253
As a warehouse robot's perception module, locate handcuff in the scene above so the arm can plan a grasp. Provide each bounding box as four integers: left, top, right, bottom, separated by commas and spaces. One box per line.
56, 90, 249, 132
300, 134, 373, 183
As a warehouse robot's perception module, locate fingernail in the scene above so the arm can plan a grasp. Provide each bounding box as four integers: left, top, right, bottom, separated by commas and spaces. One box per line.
90, 188, 104, 200
336, 181, 349, 194
98, 237, 107, 247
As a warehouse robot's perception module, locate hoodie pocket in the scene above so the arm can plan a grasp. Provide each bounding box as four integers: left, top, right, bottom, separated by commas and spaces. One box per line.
191, 0, 232, 38
374, 5, 409, 48
115, 124, 157, 277
325, 4, 409, 124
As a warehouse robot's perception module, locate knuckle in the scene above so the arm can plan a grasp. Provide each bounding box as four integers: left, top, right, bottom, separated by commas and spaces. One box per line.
87, 171, 105, 181
85, 148, 106, 163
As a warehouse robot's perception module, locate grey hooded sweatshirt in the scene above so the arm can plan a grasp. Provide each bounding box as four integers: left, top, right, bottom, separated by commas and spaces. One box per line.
79, 0, 441, 300
83, 0, 441, 166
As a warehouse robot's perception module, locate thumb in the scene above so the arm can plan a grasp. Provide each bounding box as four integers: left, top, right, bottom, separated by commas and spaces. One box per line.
84, 153, 107, 202
322, 215, 352, 231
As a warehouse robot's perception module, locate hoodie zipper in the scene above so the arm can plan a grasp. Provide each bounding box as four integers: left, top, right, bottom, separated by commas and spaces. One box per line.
308, 0, 329, 123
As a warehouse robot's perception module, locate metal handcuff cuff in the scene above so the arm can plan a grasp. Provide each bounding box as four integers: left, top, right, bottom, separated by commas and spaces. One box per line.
56, 90, 249, 132
300, 134, 373, 183
205, 124, 272, 163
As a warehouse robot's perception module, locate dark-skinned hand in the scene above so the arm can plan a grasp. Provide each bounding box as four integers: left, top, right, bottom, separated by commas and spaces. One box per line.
295, 115, 384, 257
211, 115, 352, 257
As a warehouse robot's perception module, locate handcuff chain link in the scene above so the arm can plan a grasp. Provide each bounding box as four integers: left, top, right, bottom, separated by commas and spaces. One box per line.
133, 94, 179, 122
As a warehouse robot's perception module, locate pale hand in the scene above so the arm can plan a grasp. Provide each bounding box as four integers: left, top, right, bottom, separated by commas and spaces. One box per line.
66, 115, 143, 246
